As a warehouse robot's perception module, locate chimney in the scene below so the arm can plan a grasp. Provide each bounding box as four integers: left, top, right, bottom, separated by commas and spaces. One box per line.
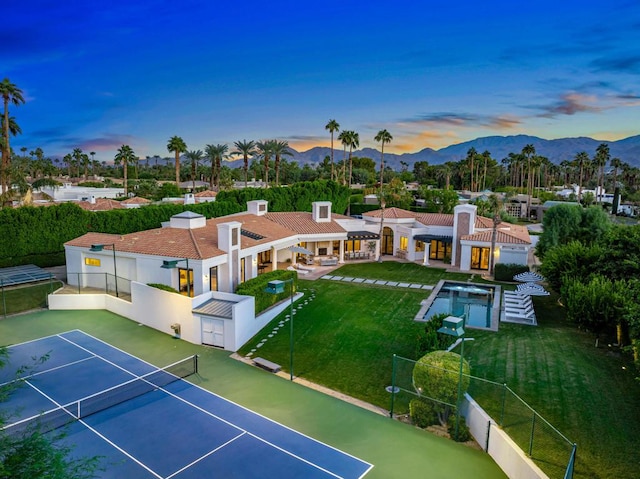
312, 201, 332, 223
247, 200, 268, 216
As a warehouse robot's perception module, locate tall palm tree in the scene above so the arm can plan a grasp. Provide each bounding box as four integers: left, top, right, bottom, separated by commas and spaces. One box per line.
232, 140, 256, 188
374, 129, 393, 262
167, 136, 187, 186
0, 78, 25, 194
465, 147, 477, 191
114, 145, 136, 195
205, 144, 228, 189
184, 149, 203, 191
594, 143, 610, 204
325, 119, 340, 181
345, 131, 359, 189
256, 140, 274, 185
610, 157, 622, 191
574, 151, 589, 203
271, 140, 292, 186
90, 151, 96, 177
337, 131, 349, 184
487, 194, 503, 276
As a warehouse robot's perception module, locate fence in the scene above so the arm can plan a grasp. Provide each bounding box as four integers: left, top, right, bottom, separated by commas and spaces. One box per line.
390, 354, 577, 479
65, 272, 131, 299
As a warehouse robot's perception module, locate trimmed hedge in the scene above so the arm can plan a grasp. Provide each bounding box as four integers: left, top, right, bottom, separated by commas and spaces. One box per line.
494, 263, 529, 282
235, 270, 298, 315
349, 204, 379, 216
147, 283, 180, 294
409, 399, 438, 428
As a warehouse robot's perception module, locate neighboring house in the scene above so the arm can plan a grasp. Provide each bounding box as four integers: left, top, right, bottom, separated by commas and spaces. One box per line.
39, 182, 125, 201
76, 197, 126, 211
195, 190, 217, 203
121, 196, 152, 208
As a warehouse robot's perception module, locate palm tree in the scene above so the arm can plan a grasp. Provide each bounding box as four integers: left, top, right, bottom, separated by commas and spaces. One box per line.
90, 151, 96, 177
340, 131, 359, 188
574, 151, 589, 203
0, 78, 25, 194
167, 136, 187, 186
610, 157, 622, 191
594, 143, 610, 204
114, 144, 136, 195
337, 131, 349, 184
271, 140, 292, 186
256, 140, 274, 185
205, 144, 228, 189
374, 129, 393, 262
232, 140, 256, 187
184, 149, 203, 191
465, 147, 477, 191
487, 194, 503, 276
325, 119, 340, 181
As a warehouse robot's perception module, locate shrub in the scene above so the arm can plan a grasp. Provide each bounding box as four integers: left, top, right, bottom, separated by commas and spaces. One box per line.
235, 270, 298, 314
447, 415, 472, 442
415, 313, 454, 357
494, 263, 529, 282
409, 399, 438, 428
147, 283, 179, 293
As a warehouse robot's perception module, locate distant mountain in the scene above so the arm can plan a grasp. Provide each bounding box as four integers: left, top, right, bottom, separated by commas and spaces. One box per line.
288, 134, 640, 169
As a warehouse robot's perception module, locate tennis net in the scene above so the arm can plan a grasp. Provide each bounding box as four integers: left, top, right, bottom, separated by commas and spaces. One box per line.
3, 354, 198, 437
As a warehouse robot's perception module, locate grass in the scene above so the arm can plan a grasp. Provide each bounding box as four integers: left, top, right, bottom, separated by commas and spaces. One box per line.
0, 280, 62, 315
239, 263, 640, 479
0, 310, 506, 479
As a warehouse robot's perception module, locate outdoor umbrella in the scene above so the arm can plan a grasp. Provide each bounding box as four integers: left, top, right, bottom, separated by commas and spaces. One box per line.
513, 271, 545, 283
288, 245, 314, 255
516, 282, 550, 296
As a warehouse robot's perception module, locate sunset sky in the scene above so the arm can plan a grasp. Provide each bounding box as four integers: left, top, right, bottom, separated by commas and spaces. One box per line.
3, 0, 639, 161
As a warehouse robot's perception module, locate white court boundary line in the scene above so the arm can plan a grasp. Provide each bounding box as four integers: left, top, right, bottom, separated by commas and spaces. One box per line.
7, 330, 373, 479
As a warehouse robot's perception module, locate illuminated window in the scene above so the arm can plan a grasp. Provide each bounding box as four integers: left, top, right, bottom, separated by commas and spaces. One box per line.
399, 236, 408, 250
85, 257, 101, 267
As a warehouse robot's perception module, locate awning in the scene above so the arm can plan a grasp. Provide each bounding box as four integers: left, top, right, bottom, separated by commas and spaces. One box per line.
288, 245, 314, 255
414, 234, 453, 243
347, 231, 380, 240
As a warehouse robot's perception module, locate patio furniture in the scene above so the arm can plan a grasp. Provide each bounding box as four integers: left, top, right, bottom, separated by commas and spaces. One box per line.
319, 257, 338, 266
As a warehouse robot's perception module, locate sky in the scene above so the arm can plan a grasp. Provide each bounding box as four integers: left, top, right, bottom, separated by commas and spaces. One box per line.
3, 0, 639, 162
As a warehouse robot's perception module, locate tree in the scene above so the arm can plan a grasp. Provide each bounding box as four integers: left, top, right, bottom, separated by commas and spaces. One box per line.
232, 140, 256, 188
325, 119, 340, 181
167, 136, 187, 186
255, 140, 273, 184
412, 350, 470, 427
204, 144, 227, 189
374, 129, 393, 261
271, 140, 292, 186
184, 149, 203, 191
417, 187, 458, 214
486, 194, 503, 276
465, 147, 477, 192
337, 131, 349, 184
342, 131, 359, 189
0, 78, 25, 195
594, 143, 610, 204
114, 145, 136, 195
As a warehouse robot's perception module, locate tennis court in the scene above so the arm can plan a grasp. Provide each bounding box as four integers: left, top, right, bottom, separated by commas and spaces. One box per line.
0, 330, 372, 479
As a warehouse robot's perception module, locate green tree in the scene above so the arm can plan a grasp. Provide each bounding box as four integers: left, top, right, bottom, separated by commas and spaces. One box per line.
0, 78, 25, 195
232, 140, 256, 188
184, 149, 203, 191
594, 143, 610, 204
167, 136, 187, 186
417, 187, 458, 213
271, 140, 292, 186
325, 119, 340, 181
538, 241, 603, 293
114, 145, 136, 195
535, 204, 583, 259
412, 350, 470, 427
256, 140, 274, 184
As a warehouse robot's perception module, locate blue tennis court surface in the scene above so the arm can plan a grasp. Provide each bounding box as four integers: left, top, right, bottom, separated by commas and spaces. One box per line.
0, 331, 372, 479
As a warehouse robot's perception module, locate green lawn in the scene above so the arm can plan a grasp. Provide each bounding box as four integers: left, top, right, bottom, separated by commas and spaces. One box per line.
0, 310, 506, 479
239, 263, 640, 479
0, 280, 62, 315
332, 261, 472, 283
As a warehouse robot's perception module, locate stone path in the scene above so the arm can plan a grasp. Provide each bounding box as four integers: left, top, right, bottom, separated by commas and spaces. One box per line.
320, 275, 434, 290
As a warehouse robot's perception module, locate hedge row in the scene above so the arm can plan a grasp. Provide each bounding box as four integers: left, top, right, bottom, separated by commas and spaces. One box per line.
235, 270, 298, 315
494, 263, 529, 282
0, 180, 351, 267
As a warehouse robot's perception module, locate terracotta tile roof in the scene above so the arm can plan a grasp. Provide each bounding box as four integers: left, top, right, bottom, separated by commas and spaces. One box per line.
414, 213, 454, 227
195, 190, 217, 197
213, 213, 299, 247
76, 198, 126, 211
121, 196, 151, 205
265, 212, 347, 234
363, 207, 416, 219
462, 223, 531, 245
474, 216, 494, 228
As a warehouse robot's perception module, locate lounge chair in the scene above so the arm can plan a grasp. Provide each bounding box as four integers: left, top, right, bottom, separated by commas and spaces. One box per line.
297, 263, 316, 272
505, 304, 535, 317
287, 265, 309, 276
504, 296, 532, 308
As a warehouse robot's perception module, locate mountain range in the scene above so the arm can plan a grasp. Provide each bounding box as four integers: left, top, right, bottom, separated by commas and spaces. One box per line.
222, 134, 640, 170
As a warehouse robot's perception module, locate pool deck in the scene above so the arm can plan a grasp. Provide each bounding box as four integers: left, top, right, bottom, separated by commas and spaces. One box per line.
414, 279, 501, 331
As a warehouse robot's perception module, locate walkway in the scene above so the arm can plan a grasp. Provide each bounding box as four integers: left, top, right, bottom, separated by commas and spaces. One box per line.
319, 274, 434, 290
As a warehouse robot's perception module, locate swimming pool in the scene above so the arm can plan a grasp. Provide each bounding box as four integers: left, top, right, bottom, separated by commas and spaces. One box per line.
418, 281, 498, 329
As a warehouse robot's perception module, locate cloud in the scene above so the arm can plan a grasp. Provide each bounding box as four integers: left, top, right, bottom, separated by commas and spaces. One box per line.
590, 54, 640, 74
399, 112, 521, 130
535, 93, 603, 118
62, 134, 138, 152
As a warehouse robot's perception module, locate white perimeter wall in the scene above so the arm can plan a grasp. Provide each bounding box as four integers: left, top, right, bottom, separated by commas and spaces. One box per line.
463, 395, 551, 479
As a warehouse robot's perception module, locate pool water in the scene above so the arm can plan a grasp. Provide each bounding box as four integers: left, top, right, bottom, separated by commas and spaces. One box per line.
423, 283, 495, 328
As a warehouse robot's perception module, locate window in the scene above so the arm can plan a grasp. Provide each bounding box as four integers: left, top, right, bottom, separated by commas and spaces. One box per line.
429, 240, 452, 260
399, 236, 408, 251
240, 257, 246, 284
415, 240, 425, 252
344, 239, 361, 252
209, 266, 218, 292
259, 203, 266, 212
85, 257, 101, 267
232, 228, 239, 246
471, 247, 490, 270
179, 268, 194, 297
333, 240, 340, 254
